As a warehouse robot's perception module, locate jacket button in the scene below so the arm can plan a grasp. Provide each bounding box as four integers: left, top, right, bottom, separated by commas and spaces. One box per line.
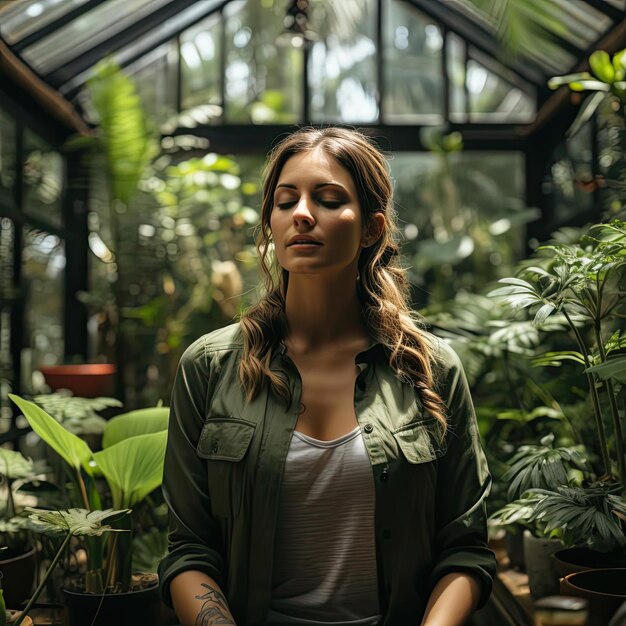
212, 441, 219, 454
363, 423, 373, 433
382, 529, 391, 539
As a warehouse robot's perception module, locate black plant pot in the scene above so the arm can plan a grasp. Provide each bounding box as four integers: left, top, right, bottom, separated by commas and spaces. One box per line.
0, 547, 37, 608
561, 568, 626, 626
62, 581, 161, 626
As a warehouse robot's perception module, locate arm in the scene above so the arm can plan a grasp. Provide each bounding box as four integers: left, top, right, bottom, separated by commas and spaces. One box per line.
427, 342, 497, 613
158, 339, 233, 622
171, 571, 236, 626
420, 572, 480, 626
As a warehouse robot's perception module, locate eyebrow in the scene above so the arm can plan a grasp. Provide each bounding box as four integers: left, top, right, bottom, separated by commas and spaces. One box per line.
275, 182, 348, 191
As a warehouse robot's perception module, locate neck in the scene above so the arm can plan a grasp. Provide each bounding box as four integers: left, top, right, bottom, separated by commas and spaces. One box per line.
282, 270, 367, 352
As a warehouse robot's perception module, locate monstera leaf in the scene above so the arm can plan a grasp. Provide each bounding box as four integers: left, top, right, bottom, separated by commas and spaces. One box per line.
102, 407, 169, 448
26, 507, 130, 537
93, 431, 167, 509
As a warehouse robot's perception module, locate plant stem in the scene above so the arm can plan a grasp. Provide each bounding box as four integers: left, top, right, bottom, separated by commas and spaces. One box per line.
593, 324, 626, 487
76, 469, 90, 510
104, 533, 119, 591
15, 533, 72, 626
562, 309, 612, 477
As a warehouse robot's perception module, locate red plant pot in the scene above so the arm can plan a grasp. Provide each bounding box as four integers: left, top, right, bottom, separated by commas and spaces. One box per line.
40, 364, 116, 398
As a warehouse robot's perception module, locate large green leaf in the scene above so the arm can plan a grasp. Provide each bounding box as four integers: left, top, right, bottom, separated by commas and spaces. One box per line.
26, 507, 130, 537
9, 395, 94, 476
93, 431, 167, 509
102, 407, 169, 449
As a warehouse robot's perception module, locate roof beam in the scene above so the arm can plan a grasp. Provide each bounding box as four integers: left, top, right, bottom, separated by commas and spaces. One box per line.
12, 0, 107, 53
402, 0, 547, 86
0, 38, 90, 135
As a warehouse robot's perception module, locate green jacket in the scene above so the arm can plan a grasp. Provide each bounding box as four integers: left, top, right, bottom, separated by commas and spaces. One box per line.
158, 322, 496, 625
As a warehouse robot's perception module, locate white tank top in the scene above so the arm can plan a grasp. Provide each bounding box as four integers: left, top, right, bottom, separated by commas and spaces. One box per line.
267, 425, 382, 626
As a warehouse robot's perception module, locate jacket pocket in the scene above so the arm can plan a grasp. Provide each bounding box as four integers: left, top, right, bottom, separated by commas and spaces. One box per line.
392, 418, 446, 464
196, 417, 256, 461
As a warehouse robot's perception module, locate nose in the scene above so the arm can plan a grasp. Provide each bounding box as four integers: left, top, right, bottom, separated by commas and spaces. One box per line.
292, 195, 315, 226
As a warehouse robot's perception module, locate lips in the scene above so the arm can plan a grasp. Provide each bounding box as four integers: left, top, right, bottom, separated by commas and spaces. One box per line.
287, 236, 322, 246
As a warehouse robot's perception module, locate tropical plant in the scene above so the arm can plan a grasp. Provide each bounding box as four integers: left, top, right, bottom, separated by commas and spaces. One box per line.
488, 219, 626, 486
503, 434, 588, 501
0, 449, 34, 557
30, 393, 122, 437
8, 394, 168, 594
548, 48, 626, 137
13, 508, 129, 626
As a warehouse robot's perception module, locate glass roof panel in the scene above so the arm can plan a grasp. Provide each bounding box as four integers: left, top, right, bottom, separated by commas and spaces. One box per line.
20, 0, 171, 75
0, 0, 91, 45
607, 0, 625, 7
445, 0, 585, 73
546, 0, 612, 46
58, 0, 224, 96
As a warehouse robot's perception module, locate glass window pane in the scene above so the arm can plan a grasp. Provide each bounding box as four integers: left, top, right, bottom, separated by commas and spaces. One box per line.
544, 122, 594, 228
383, 0, 442, 122
23, 129, 64, 228
126, 42, 178, 128
21, 0, 170, 75
23, 228, 65, 371
0, 0, 91, 44
224, 0, 302, 124
466, 48, 535, 122
391, 151, 527, 302
309, 0, 378, 123
0, 106, 16, 203
447, 33, 466, 121
181, 12, 222, 112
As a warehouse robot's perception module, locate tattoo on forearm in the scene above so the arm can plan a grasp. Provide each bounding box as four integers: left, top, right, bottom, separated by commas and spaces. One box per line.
195, 583, 235, 626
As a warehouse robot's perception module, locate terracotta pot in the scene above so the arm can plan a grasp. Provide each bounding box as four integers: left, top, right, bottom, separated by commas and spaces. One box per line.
552, 546, 626, 579
40, 364, 116, 397
0, 547, 37, 607
561, 568, 626, 626
62, 578, 161, 626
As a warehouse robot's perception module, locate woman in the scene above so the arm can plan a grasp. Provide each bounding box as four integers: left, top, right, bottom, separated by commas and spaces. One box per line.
158, 127, 496, 626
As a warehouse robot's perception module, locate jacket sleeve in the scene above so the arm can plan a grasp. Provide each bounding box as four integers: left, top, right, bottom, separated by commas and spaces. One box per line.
428, 341, 496, 610
158, 337, 225, 607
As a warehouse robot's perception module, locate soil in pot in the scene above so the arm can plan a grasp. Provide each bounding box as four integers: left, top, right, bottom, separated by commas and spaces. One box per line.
552, 546, 626, 579
62, 573, 161, 626
0, 547, 37, 607
561, 568, 626, 626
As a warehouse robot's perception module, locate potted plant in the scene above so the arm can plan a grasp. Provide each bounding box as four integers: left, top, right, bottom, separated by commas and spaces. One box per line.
0, 450, 36, 609
8, 394, 169, 626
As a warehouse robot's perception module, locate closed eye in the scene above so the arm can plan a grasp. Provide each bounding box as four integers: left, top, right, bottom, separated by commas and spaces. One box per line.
275, 199, 344, 210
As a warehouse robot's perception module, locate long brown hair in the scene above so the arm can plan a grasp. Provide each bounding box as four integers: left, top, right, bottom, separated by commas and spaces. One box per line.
238, 127, 447, 431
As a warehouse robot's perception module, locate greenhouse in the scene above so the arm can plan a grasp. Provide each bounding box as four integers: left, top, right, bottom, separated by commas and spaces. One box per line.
0, 0, 625, 625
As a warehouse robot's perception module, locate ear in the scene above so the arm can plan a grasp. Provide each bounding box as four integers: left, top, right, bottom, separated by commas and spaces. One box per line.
361, 212, 385, 248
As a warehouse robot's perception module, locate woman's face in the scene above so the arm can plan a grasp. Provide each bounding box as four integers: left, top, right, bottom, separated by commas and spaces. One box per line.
269, 148, 370, 278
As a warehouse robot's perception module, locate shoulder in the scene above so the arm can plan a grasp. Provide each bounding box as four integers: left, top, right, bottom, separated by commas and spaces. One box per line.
179, 322, 244, 367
